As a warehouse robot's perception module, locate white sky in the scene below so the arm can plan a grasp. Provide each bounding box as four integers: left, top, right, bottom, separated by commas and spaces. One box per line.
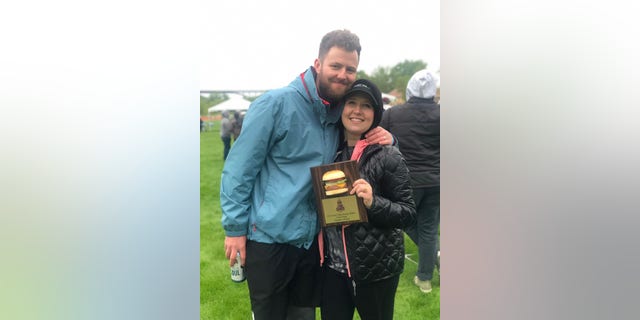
200, 0, 440, 91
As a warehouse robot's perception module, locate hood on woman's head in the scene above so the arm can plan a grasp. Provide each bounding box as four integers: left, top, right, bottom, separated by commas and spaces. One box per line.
406, 69, 439, 100
344, 79, 384, 134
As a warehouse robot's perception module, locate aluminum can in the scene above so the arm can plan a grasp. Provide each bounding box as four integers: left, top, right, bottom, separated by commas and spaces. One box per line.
230, 251, 246, 282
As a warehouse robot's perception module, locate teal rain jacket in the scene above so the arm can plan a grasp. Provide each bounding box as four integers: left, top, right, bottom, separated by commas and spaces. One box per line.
220, 67, 342, 249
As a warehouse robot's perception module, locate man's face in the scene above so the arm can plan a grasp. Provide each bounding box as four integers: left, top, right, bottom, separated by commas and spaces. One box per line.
314, 47, 359, 103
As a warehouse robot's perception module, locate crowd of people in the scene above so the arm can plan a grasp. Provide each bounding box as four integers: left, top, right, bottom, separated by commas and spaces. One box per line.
216, 29, 439, 320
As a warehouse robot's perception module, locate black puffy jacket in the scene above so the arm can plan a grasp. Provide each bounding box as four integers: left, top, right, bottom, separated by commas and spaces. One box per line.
340, 143, 416, 283
380, 97, 439, 188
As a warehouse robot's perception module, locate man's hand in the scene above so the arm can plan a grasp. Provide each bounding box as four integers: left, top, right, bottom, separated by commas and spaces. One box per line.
225, 235, 247, 267
365, 126, 393, 145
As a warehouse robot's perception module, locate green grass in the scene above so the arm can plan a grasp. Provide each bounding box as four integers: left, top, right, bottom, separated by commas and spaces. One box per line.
200, 125, 440, 319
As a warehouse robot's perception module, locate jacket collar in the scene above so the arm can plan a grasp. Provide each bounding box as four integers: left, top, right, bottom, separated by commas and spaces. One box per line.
294, 67, 341, 125
408, 96, 436, 104
296, 67, 329, 105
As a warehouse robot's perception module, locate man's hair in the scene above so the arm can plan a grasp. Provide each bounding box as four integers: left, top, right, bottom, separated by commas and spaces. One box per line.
318, 29, 361, 60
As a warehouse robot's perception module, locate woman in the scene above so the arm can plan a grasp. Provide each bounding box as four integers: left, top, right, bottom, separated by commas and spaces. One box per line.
320, 79, 417, 320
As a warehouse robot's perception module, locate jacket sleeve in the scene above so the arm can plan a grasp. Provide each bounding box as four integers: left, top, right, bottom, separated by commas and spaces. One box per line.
220, 95, 279, 236
379, 110, 400, 147
366, 148, 417, 229
380, 107, 390, 130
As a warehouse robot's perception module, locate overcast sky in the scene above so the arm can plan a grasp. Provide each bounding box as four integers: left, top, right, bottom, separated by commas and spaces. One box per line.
200, 0, 440, 91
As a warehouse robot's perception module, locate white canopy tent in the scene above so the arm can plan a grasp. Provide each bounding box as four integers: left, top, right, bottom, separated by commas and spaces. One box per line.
381, 93, 397, 103
381, 93, 397, 110
207, 93, 252, 113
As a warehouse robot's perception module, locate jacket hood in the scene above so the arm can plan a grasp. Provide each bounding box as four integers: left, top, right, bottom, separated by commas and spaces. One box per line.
406, 69, 439, 100
289, 67, 342, 126
290, 67, 322, 104
343, 78, 384, 135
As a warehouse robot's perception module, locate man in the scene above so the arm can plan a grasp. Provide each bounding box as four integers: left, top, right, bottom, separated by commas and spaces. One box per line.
220, 30, 393, 320
380, 69, 440, 293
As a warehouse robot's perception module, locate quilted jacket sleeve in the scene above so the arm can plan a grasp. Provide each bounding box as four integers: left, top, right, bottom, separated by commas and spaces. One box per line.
364, 146, 417, 229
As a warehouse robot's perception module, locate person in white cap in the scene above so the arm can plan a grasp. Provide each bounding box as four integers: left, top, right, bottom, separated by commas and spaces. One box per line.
380, 69, 440, 293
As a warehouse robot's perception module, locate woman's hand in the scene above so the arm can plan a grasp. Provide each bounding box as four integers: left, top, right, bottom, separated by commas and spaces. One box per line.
351, 178, 373, 208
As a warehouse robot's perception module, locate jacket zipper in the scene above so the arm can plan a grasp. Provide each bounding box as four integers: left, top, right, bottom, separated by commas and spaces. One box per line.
342, 224, 351, 278
341, 225, 356, 297
352, 280, 357, 297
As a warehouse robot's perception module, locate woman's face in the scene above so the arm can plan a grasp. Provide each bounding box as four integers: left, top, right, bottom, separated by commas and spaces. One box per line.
342, 93, 374, 138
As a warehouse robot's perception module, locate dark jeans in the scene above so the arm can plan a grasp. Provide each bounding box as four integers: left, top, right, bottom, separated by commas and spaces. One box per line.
221, 136, 231, 160
245, 240, 321, 320
321, 267, 399, 320
405, 187, 440, 281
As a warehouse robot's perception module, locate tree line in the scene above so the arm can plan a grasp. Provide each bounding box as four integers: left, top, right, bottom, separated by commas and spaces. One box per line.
201, 59, 429, 116
357, 59, 428, 98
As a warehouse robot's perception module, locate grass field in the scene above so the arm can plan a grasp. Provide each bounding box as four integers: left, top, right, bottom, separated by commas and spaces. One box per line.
200, 124, 440, 319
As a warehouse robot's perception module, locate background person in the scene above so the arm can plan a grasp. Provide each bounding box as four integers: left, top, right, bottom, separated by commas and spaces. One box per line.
220, 29, 393, 320
231, 110, 243, 142
320, 79, 416, 320
220, 110, 233, 160
380, 69, 440, 293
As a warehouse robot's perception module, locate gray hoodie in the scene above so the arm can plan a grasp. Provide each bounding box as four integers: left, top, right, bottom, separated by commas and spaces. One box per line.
220, 111, 233, 138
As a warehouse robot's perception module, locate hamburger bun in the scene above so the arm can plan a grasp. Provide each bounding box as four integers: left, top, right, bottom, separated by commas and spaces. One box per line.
322, 170, 349, 196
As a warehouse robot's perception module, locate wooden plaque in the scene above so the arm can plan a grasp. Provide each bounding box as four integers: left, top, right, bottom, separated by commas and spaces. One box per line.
310, 160, 368, 227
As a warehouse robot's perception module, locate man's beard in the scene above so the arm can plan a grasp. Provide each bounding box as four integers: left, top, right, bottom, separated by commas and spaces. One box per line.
317, 74, 349, 104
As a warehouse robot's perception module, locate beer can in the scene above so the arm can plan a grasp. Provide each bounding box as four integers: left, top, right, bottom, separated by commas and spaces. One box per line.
230, 251, 246, 282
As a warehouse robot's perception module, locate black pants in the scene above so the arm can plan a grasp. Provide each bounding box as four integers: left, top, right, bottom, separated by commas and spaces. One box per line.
321, 267, 399, 320
221, 136, 231, 160
245, 239, 321, 320
404, 187, 440, 280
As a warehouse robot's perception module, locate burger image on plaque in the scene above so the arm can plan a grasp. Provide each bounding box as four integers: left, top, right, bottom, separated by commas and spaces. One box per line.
322, 170, 349, 196
310, 160, 368, 227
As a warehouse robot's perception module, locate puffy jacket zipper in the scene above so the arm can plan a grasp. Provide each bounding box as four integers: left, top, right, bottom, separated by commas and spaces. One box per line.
342, 225, 357, 296
341, 224, 351, 278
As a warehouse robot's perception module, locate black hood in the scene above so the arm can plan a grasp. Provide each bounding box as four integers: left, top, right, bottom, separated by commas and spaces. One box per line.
343, 79, 384, 135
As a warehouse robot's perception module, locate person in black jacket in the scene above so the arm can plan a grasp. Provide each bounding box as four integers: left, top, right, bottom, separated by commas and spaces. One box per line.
380, 69, 440, 293
320, 79, 416, 320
